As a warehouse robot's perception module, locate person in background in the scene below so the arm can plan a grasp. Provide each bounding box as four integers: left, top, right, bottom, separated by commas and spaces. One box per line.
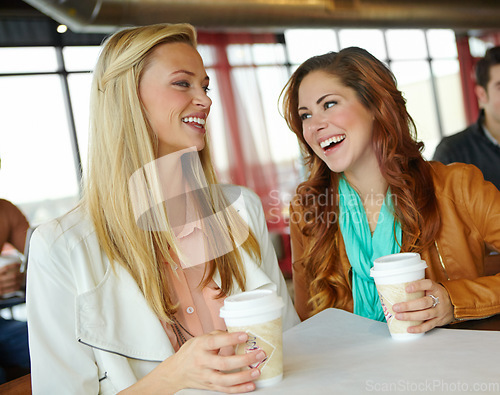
0, 197, 30, 383
27, 23, 298, 394
433, 46, 500, 190
280, 47, 500, 332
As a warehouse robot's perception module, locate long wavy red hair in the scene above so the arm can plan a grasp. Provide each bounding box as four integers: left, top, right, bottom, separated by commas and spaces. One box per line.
280, 47, 440, 316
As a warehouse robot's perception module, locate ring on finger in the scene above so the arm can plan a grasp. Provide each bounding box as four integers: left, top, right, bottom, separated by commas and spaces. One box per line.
429, 294, 439, 308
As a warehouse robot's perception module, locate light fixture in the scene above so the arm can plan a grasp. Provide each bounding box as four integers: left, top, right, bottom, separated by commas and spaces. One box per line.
57, 24, 68, 34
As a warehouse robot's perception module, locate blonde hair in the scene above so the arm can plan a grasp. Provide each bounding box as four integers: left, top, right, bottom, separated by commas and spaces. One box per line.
84, 23, 261, 322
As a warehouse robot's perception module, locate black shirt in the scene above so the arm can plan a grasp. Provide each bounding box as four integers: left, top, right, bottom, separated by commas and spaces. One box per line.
433, 110, 500, 190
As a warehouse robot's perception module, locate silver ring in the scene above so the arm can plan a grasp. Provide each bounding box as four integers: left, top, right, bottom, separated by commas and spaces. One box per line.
429, 294, 439, 308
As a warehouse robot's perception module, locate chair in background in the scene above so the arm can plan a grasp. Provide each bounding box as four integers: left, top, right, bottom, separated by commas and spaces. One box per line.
0, 374, 31, 394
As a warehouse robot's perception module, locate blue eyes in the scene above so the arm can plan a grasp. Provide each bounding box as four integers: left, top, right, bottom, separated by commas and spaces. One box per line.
174, 81, 190, 88
173, 81, 210, 93
299, 101, 337, 121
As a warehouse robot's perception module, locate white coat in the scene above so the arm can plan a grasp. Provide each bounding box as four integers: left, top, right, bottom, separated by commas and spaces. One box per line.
27, 186, 299, 394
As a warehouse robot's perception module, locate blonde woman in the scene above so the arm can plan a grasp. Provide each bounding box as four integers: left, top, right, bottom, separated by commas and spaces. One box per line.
27, 23, 298, 394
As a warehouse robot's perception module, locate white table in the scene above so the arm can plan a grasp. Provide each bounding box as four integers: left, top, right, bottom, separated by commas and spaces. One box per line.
179, 308, 500, 394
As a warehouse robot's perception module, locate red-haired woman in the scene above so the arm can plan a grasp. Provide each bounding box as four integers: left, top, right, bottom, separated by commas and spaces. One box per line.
281, 47, 500, 334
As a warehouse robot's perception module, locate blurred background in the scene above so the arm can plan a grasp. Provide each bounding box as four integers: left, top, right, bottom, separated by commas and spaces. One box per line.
1, 0, 499, 276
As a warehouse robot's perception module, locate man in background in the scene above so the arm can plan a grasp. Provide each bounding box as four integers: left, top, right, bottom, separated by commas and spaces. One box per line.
433, 46, 500, 190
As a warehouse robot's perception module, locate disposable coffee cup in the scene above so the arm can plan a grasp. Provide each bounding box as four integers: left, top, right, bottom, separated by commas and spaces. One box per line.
0, 255, 23, 299
370, 252, 427, 340
0, 255, 21, 268
220, 289, 284, 387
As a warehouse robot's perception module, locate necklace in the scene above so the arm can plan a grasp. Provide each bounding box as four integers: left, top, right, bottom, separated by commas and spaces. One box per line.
171, 316, 194, 346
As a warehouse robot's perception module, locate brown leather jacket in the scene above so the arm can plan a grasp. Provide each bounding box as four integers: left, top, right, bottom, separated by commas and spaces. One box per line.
290, 162, 500, 321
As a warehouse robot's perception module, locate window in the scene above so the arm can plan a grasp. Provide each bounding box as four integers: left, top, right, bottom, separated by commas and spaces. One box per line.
0, 28, 468, 225
285, 28, 467, 159
0, 74, 80, 224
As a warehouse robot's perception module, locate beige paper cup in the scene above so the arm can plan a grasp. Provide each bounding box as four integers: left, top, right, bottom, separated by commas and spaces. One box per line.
370, 253, 427, 340
220, 289, 284, 387
0, 255, 23, 299
0, 255, 21, 268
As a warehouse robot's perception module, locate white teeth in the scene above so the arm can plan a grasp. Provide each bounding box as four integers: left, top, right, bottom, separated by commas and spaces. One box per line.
182, 117, 206, 126
320, 134, 346, 149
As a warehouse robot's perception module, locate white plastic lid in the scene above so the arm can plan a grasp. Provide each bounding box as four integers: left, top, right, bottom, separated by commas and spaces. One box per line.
220, 289, 284, 319
370, 261, 427, 278
373, 252, 422, 271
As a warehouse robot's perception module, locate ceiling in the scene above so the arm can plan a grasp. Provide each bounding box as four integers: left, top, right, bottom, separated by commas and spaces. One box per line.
12, 0, 500, 34
0, 0, 499, 47
0, 0, 107, 47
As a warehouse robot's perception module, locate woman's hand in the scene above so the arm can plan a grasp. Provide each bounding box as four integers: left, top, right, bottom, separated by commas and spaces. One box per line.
392, 279, 454, 333
0, 262, 24, 296
121, 330, 265, 394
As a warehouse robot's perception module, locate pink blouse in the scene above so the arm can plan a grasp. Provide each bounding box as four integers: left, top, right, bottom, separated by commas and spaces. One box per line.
161, 218, 228, 352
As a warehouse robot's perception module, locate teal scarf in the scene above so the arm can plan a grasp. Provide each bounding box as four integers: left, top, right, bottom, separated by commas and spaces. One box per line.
338, 176, 402, 321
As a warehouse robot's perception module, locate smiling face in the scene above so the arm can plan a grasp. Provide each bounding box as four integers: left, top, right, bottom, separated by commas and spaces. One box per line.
139, 42, 212, 157
298, 70, 377, 178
